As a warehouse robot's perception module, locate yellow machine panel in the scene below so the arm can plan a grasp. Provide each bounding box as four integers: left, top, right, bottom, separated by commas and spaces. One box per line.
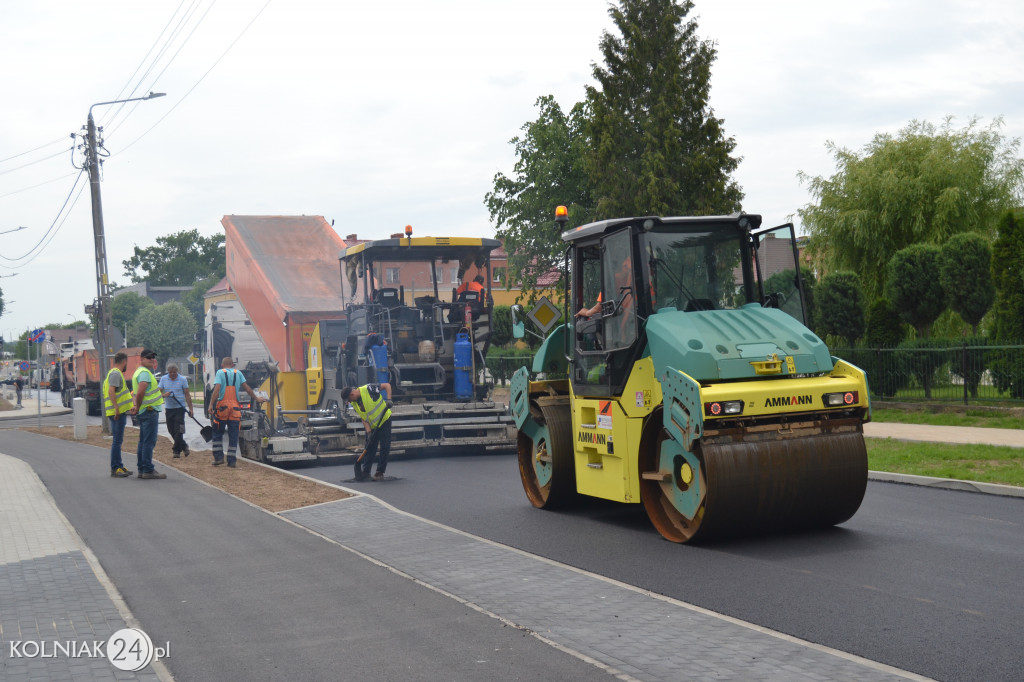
305, 324, 324, 407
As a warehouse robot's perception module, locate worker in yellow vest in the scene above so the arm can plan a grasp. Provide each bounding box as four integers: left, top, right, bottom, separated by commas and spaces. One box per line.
341, 382, 392, 481
103, 350, 134, 478
130, 349, 166, 479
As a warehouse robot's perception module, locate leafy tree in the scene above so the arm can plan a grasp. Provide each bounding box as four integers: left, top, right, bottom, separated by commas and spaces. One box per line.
128, 302, 197, 367
800, 117, 1024, 300
989, 209, 1024, 397
485, 96, 593, 303
490, 305, 513, 348
885, 244, 947, 338
179, 277, 218, 332
938, 232, 994, 334
864, 298, 906, 348
586, 0, 742, 217
110, 292, 155, 336
122, 229, 225, 286
814, 272, 865, 346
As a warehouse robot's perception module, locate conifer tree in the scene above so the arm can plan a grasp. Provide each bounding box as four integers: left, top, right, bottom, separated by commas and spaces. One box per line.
586, 0, 742, 217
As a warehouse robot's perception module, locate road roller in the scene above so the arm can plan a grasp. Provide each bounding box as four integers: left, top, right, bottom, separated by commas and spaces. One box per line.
510, 209, 870, 543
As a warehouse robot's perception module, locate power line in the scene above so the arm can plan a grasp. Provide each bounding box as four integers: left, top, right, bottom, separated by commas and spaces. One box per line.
117, 0, 273, 154
0, 171, 87, 265
0, 147, 72, 177
0, 136, 71, 166
0, 172, 81, 200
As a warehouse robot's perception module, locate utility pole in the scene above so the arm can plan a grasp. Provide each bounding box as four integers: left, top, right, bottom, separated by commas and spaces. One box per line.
83, 92, 165, 434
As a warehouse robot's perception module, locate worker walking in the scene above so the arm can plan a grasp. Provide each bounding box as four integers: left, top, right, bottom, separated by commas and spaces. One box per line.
103, 351, 134, 478
341, 382, 393, 482
210, 356, 265, 468
158, 362, 193, 458
131, 349, 166, 480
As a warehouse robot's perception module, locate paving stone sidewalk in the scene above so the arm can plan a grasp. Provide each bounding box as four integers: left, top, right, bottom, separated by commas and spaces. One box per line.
0, 453, 161, 681
284, 496, 932, 682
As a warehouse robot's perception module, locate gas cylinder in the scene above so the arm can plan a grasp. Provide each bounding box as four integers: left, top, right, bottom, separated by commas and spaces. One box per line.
453, 331, 472, 400
369, 341, 389, 384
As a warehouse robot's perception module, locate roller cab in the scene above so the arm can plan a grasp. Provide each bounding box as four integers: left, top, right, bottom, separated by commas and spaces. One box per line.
514, 211, 870, 543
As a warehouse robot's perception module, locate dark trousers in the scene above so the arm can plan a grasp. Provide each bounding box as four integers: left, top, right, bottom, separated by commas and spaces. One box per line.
355, 418, 392, 478
165, 407, 188, 453
212, 419, 240, 465
108, 413, 127, 470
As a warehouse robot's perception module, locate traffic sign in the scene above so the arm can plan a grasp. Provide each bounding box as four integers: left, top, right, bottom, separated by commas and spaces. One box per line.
527, 296, 562, 335
19, 361, 29, 371
188, 354, 199, 366
29, 329, 45, 343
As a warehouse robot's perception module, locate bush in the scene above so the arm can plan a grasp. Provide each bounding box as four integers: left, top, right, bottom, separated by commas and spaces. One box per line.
897, 338, 948, 399
485, 347, 535, 386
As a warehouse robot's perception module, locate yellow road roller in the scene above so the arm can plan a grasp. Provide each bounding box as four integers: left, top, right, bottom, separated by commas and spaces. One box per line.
510, 210, 870, 543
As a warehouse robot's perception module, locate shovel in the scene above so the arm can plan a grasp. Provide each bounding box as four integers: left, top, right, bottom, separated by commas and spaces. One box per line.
169, 393, 213, 442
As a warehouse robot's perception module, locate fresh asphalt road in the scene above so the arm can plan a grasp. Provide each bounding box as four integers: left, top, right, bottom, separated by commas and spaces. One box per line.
307, 453, 1024, 682
1, 431, 612, 682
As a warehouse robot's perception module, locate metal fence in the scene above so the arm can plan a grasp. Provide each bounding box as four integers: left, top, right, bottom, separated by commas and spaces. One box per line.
833, 344, 1024, 405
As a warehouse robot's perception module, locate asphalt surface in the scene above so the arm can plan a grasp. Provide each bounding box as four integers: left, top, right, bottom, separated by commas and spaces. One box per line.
304, 453, 1024, 682
0, 430, 609, 681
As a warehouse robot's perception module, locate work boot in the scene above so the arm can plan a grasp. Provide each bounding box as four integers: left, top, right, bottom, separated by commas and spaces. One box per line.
212, 458, 224, 466
183, 447, 190, 458
110, 467, 132, 478
227, 460, 236, 468
172, 452, 181, 459
138, 471, 167, 480
373, 472, 385, 481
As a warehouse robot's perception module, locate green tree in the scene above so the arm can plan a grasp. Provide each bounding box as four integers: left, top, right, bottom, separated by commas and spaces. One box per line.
122, 229, 225, 286
0, 284, 5, 319
989, 209, 1024, 397
939, 232, 994, 334
128, 302, 197, 367
110, 292, 155, 337
586, 0, 742, 217
885, 244, 947, 338
179, 277, 218, 331
485, 96, 593, 302
490, 305, 513, 348
814, 272, 865, 346
898, 337, 947, 400
800, 117, 1024, 300
864, 298, 906, 347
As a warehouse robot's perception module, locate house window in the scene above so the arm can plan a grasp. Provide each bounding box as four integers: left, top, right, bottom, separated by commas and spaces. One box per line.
493, 267, 506, 286
386, 268, 400, 284
451, 268, 459, 284
429, 263, 443, 284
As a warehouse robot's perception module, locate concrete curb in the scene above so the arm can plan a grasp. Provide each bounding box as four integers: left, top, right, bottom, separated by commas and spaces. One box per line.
868, 470, 1024, 498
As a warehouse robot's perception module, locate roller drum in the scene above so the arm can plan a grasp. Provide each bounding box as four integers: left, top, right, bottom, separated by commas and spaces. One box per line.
699, 429, 867, 540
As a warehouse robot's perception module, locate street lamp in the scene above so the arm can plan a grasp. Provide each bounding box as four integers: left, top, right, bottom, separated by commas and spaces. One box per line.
86, 91, 164, 434
85, 92, 165, 365
0, 226, 28, 236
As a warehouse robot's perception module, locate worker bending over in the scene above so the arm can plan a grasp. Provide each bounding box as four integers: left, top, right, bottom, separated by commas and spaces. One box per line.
342, 382, 393, 481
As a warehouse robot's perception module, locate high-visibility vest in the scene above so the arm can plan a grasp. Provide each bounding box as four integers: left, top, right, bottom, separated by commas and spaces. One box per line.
352, 385, 390, 429
132, 367, 163, 411
102, 367, 133, 417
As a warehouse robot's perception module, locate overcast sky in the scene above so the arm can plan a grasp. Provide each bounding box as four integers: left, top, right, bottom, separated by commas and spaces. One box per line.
1, 0, 1021, 341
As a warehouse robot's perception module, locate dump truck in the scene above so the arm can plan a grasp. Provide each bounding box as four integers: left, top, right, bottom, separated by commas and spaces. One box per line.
60, 346, 144, 415
511, 210, 870, 543
212, 216, 515, 464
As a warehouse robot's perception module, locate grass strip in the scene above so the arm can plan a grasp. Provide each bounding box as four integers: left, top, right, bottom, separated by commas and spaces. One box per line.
871, 408, 1024, 431
867, 438, 1024, 487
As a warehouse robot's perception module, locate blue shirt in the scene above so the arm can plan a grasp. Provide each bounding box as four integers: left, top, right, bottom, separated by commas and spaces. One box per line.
158, 373, 190, 410
214, 368, 246, 401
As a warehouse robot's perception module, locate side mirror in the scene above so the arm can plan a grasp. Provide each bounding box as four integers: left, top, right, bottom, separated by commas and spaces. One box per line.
511, 304, 525, 340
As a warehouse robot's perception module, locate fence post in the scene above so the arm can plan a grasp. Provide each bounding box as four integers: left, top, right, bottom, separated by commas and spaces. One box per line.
962, 341, 968, 406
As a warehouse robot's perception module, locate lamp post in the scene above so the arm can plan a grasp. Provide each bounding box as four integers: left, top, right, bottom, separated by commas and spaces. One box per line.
85, 91, 164, 433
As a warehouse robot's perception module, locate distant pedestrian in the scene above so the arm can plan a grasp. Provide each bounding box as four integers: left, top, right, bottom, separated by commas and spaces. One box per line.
131, 349, 166, 480
14, 375, 23, 407
104, 351, 134, 478
210, 356, 265, 468
158, 363, 193, 458
341, 382, 393, 481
